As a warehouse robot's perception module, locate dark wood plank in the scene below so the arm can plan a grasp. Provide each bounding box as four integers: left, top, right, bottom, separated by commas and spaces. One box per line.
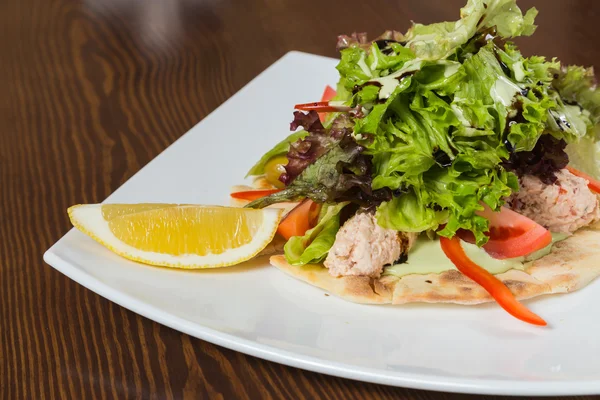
1, 0, 598, 398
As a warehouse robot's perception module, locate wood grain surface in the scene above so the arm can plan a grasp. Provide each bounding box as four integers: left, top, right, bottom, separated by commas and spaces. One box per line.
2, 0, 599, 398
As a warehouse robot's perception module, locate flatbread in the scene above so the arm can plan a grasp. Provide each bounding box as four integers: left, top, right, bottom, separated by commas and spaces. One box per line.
269, 223, 600, 305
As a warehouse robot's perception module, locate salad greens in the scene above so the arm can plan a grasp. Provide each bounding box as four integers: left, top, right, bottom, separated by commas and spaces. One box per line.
246, 0, 600, 262
284, 203, 349, 265
404, 0, 537, 60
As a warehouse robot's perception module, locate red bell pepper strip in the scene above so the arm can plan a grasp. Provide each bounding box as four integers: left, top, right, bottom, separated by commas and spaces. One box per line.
230, 189, 281, 201
294, 101, 352, 113
440, 236, 547, 326
566, 166, 600, 193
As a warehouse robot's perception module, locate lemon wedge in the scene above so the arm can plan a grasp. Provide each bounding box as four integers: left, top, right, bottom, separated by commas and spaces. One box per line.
68, 204, 282, 268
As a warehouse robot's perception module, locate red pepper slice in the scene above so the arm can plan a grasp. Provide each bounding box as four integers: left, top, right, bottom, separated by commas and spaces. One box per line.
230, 189, 281, 201
294, 101, 352, 113
567, 166, 600, 193
440, 236, 547, 326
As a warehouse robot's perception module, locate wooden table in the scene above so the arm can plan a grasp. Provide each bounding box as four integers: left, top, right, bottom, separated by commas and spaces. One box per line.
3, 0, 599, 398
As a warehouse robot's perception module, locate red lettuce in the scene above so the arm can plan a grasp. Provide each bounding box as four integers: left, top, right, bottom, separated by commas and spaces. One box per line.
281, 111, 353, 185
246, 112, 391, 209
502, 134, 568, 184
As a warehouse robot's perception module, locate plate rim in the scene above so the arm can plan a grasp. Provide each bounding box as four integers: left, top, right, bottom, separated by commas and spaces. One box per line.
43, 51, 600, 396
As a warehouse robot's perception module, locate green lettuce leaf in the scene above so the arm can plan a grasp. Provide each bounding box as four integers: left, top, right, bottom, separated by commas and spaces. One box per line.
405, 0, 537, 60
376, 188, 447, 232
550, 66, 600, 176
566, 130, 600, 179
413, 61, 465, 95
409, 89, 457, 156
355, 85, 380, 105
336, 47, 373, 92
367, 92, 456, 190
429, 167, 518, 245
353, 77, 413, 136
246, 130, 308, 177
451, 43, 556, 152
338, 46, 417, 100
553, 65, 600, 125
490, 43, 588, 149
284, 202, 348, 265
479, 0, 537, 37
366, 42, 415, 72
509, 91, 555, 151
546, 96, 590, 142
335, 79, 353, 102
494, 42, 559, 84
356, 60, 462, 103
453, 44, 518, 135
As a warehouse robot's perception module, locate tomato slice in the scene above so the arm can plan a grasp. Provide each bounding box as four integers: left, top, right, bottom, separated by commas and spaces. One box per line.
319, 85, 337, 122
567, 166, 600, 193
321, 85, 337, 102
277, 199, 320, 240
440, 236, 547, 326
457, 205, 552, 259
230, 189, 281, 201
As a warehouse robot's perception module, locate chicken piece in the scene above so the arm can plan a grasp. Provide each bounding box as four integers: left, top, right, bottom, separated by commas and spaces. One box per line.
508, 169, 600, 233
324, 212, 416, 278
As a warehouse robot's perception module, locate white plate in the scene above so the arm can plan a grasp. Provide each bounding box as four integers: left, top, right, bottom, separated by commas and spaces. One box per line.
44, 51, 600, 396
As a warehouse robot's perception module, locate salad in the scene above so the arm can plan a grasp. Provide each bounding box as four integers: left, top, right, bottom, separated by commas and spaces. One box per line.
234, 0, 600, 325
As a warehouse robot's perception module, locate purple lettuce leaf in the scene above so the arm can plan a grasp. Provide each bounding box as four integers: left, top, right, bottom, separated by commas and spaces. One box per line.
502, 134, 568, 184
281, 111, 353, 185
245, 112, 392, 209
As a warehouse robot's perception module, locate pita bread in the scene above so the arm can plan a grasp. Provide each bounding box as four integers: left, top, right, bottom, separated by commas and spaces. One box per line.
270, 222, 600, 305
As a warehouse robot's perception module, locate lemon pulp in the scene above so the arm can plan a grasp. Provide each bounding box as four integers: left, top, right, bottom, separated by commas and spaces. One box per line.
101, 203, 177, 220
106, 205, 265, 256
